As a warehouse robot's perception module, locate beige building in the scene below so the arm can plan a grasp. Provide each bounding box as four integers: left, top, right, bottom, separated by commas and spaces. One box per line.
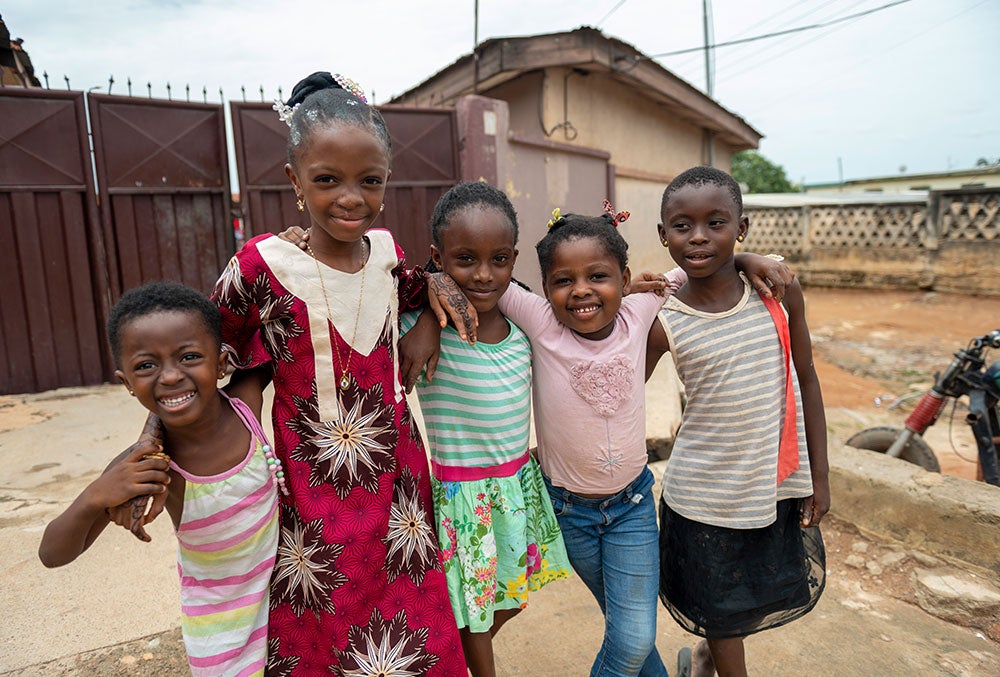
392, 26, 762, 285
804, 165, 1000, 195
393, 27, 763, 447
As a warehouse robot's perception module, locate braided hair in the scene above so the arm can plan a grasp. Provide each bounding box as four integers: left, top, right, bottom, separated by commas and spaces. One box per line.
430, 181, 519, 247
660, 165, 743, 215
107, 281, 222, 368
284, 72, 391, 166
535, 212, 629, 279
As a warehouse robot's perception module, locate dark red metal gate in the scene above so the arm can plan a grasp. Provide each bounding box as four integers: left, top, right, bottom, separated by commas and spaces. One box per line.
230, 102, 460, 262
88, 94, 233, 297
0, 88, 108, 394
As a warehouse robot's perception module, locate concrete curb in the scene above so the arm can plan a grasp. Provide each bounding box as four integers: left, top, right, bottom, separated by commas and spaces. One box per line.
828, 443, 1000, 576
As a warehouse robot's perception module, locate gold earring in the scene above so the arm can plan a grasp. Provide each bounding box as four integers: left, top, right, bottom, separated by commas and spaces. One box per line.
296, 196, 305, 212
129, 389, 135, 396
661, 240, 668, 247
737, 234, 746, 242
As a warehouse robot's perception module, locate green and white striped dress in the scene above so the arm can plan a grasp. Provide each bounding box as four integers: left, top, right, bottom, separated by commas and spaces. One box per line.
401, 314, 571, 632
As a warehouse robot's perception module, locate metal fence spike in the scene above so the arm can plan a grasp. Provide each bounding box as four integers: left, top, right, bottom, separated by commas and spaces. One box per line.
64, 75, 71, 90
166, 82, 172, 101
147, 82, 152, 98
127, 77, 132, 96
186, 84, 190, 102
219, 87, 224, 103
278, 86, 283, 101
203, 86, 207, 104
259, 85, 264, 102
43, 71, 49, 89
240, 85, 246, 102
108, 75, 114, 95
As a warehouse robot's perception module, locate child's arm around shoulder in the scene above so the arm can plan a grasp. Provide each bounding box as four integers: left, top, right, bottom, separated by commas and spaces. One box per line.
784, 279, 830, 527
38, 441, 171, 567
224, 366, 271, 420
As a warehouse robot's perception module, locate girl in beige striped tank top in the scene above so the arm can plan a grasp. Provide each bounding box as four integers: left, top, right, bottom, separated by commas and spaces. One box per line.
646, 167, 830, 677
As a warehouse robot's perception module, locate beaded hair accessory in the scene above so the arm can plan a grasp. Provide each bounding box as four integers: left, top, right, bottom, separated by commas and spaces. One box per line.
547, 207, 564, 229
333, 73, 368, 104
602, 199, 630, 227
272, 72, 368, 126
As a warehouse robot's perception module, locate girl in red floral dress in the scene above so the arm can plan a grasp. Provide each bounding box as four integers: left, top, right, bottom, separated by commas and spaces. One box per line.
213, 72, 468, 675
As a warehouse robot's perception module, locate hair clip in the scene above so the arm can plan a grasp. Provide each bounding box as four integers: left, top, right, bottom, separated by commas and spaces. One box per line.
333, 73, 368, 104
272, 99, 300, 127
602, 199, 630, 227
547, 207, 563, 229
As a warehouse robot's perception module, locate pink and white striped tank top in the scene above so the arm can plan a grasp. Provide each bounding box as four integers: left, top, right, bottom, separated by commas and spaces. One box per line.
170, 392, 279, 677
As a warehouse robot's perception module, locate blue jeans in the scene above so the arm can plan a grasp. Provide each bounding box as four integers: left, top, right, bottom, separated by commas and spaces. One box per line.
545, 467, 669, 677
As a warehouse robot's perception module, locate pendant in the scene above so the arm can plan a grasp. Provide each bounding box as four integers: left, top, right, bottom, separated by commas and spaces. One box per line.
339, 373, 351, 391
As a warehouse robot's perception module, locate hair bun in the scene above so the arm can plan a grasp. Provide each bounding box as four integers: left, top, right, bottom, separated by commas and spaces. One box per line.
286, 71, 338, 107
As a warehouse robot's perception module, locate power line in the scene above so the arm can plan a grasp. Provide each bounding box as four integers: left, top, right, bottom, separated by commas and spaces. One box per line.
596, 0, 629, 28
639, 0, 913, 60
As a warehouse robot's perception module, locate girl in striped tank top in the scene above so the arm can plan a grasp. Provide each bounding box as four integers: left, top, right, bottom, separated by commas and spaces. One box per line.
39, 282, 281, 676
648, 167, 829, 677
402, 182, 572, 677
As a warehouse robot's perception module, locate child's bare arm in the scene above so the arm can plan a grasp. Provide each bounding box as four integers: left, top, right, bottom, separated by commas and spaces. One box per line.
399, 309, 443, 391
224, 366, 271, 420
39, 442, 170, 567
645, 318, 671, 382
784, 279, 830, 527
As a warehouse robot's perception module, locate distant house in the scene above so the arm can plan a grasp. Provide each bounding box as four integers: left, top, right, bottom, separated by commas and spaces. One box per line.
391, 26, 762, 281
804, 165, 1000, 195
0, 15, 41, 87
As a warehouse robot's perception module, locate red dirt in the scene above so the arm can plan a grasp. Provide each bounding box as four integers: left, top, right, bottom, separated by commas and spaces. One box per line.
804, 286, 1000, 482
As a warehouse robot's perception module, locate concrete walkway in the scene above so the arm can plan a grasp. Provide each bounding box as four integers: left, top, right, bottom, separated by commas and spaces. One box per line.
2, 385, 998, 675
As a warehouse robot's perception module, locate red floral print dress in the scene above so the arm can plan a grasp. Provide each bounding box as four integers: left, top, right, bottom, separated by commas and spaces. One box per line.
213, 230, 466, 676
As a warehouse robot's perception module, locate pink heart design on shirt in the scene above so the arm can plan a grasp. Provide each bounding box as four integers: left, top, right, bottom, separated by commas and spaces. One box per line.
569, 355, 634, 417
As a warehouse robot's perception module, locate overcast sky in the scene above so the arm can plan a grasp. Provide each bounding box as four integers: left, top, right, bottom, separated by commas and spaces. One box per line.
5, 0, 998, 185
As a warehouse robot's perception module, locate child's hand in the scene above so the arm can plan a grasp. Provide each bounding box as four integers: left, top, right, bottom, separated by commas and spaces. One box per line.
741, 254, 795, 303
105, 441, 171, 542
800, 478, 830, 527
399, 309, 442, 392
629, 271, 672, 297
427, 272, 478, 344
277, 225, 310, 251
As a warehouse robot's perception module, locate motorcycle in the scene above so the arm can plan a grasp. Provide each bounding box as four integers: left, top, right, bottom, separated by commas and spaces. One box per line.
846, 329, 1000, 487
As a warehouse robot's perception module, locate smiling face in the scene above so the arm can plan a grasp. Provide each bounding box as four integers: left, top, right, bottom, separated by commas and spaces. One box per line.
432, 206, 518, 316
658, 183, 748, 279
285, 122, 391, 248
115, 310, 226, 431
542, 236, 630, 341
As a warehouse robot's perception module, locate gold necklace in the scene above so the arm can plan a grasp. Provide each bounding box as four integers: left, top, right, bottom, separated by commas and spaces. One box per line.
305, 237, 367, 392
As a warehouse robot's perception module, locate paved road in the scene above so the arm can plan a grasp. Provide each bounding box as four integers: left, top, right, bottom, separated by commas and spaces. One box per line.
2, 385, 997, 675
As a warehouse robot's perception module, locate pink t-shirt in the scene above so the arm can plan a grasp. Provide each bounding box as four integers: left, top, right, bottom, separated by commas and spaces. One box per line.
498, 284, 667, 494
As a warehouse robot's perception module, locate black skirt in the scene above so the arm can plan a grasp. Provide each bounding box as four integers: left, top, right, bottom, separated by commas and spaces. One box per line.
658, 498, 825, 639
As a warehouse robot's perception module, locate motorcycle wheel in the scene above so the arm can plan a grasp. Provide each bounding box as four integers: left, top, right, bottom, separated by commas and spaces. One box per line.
846, 426, 941, 473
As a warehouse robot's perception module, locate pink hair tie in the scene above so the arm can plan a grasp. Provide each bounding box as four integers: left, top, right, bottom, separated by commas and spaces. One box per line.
602, 199, 630, 227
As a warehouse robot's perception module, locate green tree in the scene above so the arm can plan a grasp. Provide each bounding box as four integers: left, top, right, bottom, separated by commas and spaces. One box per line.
731, 151, 799, 193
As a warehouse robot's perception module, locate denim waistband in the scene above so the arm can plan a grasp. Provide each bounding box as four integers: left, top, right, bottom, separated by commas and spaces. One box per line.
542, 466, 653, 508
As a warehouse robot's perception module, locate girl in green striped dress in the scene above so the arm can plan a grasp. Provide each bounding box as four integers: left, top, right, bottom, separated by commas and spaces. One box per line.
401, 182, 571, 677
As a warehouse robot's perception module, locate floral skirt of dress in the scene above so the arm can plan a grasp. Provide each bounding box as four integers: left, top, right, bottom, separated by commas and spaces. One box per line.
659, 497, 826, 639
432, 456, 572, 633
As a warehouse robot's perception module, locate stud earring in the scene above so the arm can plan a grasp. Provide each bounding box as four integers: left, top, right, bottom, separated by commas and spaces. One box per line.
661, 240, 669, 247
129, 389, 135, 396
737, 234, 746, 242
296, 196, 305, 212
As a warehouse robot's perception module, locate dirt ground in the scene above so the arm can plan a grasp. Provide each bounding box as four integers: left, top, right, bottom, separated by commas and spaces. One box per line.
804, 286, 1000, 482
